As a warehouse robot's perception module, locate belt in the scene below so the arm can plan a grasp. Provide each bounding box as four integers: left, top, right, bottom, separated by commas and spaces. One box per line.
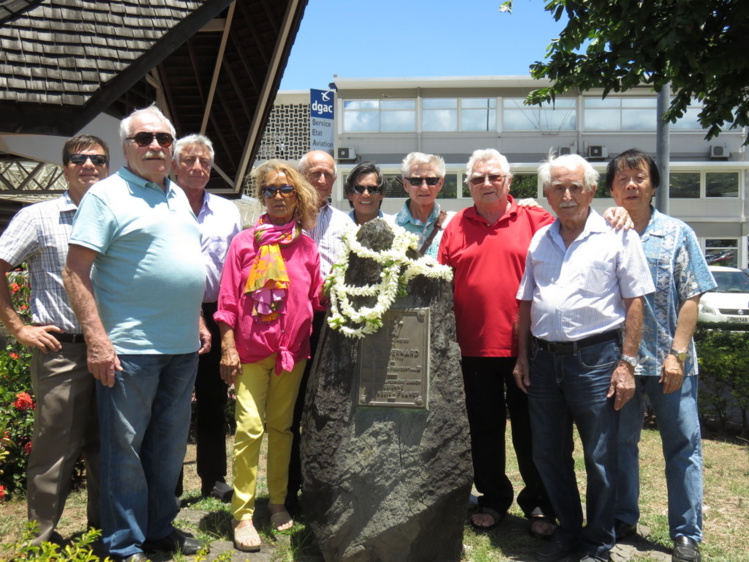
533, 330, 620, 355
50, 332, 86, 344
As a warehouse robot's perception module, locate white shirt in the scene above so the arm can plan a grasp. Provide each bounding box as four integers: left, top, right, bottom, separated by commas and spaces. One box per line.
517, 209, 654, 341
197, 192, 242, 302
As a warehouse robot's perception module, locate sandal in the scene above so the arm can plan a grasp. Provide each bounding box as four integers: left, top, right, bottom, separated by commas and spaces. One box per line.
233, 520, 261, 552
470, 506, 503, 531
529, 515, 557, 540
270, 510, 294, 532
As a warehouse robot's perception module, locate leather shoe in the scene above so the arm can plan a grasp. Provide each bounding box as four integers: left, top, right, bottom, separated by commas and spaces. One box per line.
534, 536, 578, 562
203, 481, 233, 503
672, 536, 701, 562
120, 554, 151, 562
142, 529, 206, 555
615, 520, 637, 541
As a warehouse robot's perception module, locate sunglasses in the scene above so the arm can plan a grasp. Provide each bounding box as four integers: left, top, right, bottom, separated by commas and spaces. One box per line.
262, 184, 296, 198
469, 174, 507, 186
352, 184, 382, 195
69, 154, 108, 166
126, 132, 174, 148
405, 177, 440, 187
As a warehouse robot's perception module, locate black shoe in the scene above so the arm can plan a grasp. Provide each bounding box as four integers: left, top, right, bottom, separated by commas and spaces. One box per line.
142, 529, 206, 555
534, 536, 578, 562
121, 554, 151, 562
580, 555, 608, 562
202, 481, 233, 503
672, 536, 701, 562
615, 520, 637, 541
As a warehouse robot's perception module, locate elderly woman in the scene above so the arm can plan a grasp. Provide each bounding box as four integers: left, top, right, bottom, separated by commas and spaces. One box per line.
215, 159, 323, 552
345, 160, 393, 225
394, 152, 455, 258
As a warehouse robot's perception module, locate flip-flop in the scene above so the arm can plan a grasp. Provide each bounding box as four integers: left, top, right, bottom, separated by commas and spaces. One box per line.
270, 510, 294, 532
470, 506, 503, 531
233, 520, 261, 552
529, 515, 557, 540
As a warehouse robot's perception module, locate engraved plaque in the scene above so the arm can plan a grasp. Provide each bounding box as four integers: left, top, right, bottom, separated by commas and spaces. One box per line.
357, 308, 429, 409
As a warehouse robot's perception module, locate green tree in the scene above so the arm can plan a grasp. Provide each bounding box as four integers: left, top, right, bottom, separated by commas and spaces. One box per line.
505, 0, 749, 141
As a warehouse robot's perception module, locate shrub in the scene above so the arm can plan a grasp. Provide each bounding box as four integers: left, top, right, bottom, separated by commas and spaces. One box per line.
0, 269, 36, 497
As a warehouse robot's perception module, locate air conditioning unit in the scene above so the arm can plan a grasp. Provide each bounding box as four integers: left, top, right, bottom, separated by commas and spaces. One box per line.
337, 146, 357, 161
587, 145, 608, 159
710, 145, 730, 160
559, 146, 573, 156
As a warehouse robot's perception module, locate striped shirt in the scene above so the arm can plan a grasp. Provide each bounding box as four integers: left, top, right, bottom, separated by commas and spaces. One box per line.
306, 203, 351, 279
0, 192, 82, 332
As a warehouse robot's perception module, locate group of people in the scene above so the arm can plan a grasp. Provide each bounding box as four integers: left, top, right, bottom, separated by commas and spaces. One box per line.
0, 102, 710, 562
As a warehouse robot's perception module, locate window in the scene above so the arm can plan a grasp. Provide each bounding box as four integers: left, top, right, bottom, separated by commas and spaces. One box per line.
671, 171, 740, 198
705, 239, 738, 268
461, 98, 496, 132
343, 99, 416, 132
503, 99, 576, 131
584, 97, 657, 130
421, 98, 496, 132
422, 98, 457, 132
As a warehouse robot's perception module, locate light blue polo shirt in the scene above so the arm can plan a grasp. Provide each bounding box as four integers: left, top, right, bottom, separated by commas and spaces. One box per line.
70, 167, 205, 354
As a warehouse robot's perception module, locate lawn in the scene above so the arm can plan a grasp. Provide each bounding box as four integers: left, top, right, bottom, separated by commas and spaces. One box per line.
1, 422, 747, 561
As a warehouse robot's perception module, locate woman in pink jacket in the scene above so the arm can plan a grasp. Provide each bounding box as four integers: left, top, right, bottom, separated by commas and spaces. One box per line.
215, 160, 323, 552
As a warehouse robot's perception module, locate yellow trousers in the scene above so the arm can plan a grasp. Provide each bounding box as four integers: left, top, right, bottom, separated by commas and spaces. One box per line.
231, 354, 306, 521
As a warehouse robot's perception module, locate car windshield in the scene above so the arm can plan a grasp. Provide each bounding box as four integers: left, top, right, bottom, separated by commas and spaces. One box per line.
711, 271, 749, 293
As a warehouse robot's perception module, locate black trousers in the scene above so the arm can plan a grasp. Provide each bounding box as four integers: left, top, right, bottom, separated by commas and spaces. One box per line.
194, 302, 229, 492
286, 310, 326, 505
461, 355, 554, 519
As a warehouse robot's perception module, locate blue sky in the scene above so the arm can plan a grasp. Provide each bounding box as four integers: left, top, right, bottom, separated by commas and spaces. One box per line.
280, 0, 567, 91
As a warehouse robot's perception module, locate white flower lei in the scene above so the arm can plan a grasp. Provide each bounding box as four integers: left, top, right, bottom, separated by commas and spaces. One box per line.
326, 224, 453, 338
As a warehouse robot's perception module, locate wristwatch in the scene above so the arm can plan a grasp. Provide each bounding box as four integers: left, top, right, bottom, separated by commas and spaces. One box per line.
620, 354, 638, 368
669, 348, 688, 362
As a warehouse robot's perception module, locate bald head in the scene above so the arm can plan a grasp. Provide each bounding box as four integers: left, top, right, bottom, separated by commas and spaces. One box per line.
299, 150, 337, 205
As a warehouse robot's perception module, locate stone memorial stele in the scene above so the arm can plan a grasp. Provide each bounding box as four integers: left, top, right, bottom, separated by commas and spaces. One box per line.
301, 219, 473, 562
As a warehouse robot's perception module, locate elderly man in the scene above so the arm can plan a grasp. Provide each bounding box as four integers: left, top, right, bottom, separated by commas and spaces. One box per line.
0, 134, 108, 546
173, 133, 241, 502
285, 150, 350, 513
514, 154, 654, 562
395, 152, 455, 257
438, 148, 556, 536
607, 149, 714, 562
64, 106, 209, 562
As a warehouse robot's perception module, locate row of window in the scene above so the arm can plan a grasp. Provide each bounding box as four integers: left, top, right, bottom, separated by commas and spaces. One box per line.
356, 171, 741, 200
342, 97, 706, 133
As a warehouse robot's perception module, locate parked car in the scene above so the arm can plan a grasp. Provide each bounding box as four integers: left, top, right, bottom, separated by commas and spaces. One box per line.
698, 266, 749, 324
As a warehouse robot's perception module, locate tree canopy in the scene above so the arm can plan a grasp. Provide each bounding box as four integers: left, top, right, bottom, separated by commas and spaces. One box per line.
513, 0, 749, 141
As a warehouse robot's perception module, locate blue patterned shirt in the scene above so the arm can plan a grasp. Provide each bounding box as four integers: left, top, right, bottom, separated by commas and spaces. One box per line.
394, 201, 455, 259
636, 208, 716, 377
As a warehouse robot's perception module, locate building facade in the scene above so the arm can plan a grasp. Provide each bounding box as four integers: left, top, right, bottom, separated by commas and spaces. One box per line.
258, 76, 749, 268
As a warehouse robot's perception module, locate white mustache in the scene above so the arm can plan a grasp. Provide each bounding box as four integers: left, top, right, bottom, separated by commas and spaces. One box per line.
143, 151, 165, 160
559, 201, 577, 209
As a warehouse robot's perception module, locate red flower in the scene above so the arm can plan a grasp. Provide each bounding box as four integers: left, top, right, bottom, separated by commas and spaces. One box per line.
13, 391, 34, 411
0, 485, 5, 500
9, 352, 19, 360
18, 304, 28, 311
23, 441, 32, 454
9, 283, 19, 294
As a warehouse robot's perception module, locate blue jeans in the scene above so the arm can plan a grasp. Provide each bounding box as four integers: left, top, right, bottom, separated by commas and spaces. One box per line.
528, 338, 621, 559
616, 375, 702, 542
97, 353, 198, 558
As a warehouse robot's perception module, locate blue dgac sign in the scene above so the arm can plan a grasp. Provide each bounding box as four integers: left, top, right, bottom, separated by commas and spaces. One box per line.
310, 89, 335, 119
310, 89, 335, 152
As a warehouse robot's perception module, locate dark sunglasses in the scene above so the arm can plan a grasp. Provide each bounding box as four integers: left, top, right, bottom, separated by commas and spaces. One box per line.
126, 132, 174, 148
469, 174, 507, 186
262, 184, 296, 198
405, 177, 440, 187
352, 184, 382, 195
69, 154, 108, 166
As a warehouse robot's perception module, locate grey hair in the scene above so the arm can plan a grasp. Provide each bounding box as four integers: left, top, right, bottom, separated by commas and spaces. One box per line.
538, 153, 599, 193
173, 134, 215, 166
400, 152, 446, 177
464, 148, 512, 184
119, 104, 176, 144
